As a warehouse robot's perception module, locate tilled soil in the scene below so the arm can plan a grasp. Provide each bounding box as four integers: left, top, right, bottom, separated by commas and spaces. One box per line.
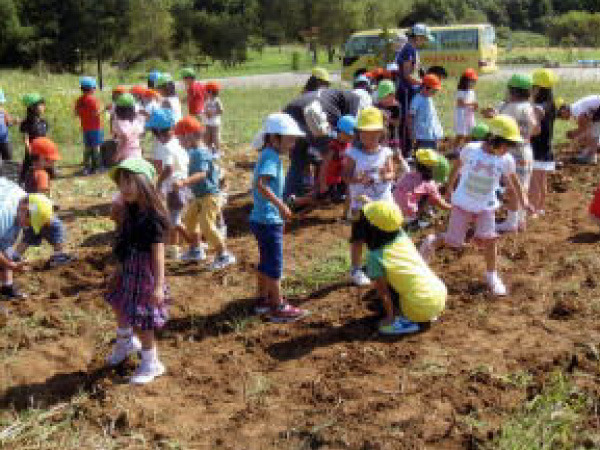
1, 148, 600, 449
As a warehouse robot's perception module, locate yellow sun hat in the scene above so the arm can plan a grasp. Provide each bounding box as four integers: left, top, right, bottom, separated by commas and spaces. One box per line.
488, 115, 524, 144
415, 148, 440, 167
311, 67, 331, 83
363, 200, 404, 232
28, 194, 54, 234
356, 107, 384, 131
532, 68, 558, 89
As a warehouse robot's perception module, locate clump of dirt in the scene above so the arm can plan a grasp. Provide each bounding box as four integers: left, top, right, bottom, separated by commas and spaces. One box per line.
549, 297, 582, 320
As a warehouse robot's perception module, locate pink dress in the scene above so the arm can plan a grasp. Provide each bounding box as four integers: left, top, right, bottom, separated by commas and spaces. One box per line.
393, 172, 442, 220
113, 115, 145, 162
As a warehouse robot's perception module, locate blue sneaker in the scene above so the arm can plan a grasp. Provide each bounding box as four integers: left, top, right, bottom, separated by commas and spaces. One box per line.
378, 316, 420, 335
179, 247, 206, 262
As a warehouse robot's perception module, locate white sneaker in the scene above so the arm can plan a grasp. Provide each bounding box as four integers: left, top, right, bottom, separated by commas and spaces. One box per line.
496, 220, 518, 233
219, 225, 228, 239
179, 247, 206, 261
419, 235, 437, 262
486, 272, 507, 296
130, 359, 166, 385
106, 336, 142, 366
210, 252, 236, 270
350, 268, 371, 286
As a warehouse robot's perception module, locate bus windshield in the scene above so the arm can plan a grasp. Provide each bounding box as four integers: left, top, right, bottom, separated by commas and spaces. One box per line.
429, 28, 478, 51
344, 35, 385, 58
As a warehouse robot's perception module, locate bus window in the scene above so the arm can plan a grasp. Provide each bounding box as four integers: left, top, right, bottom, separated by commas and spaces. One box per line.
435, 29, 479, 51
344, 36, 385, 58
482, 26, 495, 45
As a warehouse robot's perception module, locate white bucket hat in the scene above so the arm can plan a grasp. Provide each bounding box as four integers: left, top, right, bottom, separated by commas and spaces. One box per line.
251, 113, 305, 149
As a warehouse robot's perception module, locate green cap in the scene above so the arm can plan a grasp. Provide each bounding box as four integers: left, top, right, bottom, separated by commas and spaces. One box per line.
180, 67, 196, 79
377, 79, 395, 100
116, 93, 136, 108
110, 157, 156, 183
22, 93, 43, 107
432, 155, 450, 184
508, 73, 532, 90
471, 122, 490, 140
156, 73, 173, 87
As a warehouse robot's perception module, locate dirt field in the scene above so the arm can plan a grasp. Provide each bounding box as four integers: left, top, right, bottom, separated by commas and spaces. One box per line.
1, 144, 600, 449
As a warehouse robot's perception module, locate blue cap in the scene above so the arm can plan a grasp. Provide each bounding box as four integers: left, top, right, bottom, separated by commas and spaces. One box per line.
0, 89, 5, 104
148, 70, 161, 82
79, 76, 97, 89
337, 115, 357, 136
146, 108, 175, 130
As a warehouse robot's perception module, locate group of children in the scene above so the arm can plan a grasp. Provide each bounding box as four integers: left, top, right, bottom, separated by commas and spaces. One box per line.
1, 62, 598, 384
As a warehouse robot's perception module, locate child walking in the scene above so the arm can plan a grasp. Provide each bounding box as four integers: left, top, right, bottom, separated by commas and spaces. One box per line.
174, 116, 236, 269
0, 88, 16, 162
250, 113, 308, 322
19, 93, 48, 184
420, 115, 533, 296
409, 74, 443, 152
75, 77, 104, 175
376, 79, 407, 172
454, 68, 479, 147
203, 82, 223, 155
105, 157, 170, 384
343, 107, 394, 286
112, 93, 146, 163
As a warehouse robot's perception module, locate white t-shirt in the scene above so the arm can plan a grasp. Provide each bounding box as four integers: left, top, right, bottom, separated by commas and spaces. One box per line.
204, 98, 223, 126
454, 89, 476, 136
352, 89, 373, 112
153, 138, 189, 194
571, 95, 600, 119
451, 143, 516, 213
163, 96, 182, 122
498, 101, 537, 141
346, 145, 393, 210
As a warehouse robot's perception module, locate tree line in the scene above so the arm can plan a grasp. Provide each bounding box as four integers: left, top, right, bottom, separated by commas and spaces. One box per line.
1, 0, 599, 71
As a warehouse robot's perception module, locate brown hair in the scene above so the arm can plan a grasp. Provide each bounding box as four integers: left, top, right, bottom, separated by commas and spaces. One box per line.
117, 170, 169, 227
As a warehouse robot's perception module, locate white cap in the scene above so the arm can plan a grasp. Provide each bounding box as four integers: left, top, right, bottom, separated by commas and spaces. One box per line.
386, 63, 399, 72
252, 113, 305, 149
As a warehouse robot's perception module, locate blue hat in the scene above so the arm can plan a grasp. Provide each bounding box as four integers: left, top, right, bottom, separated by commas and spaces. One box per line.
0, 89, 5, 104
79, 76, 97, 89
337, 115, 357, 136
146, 108, 175, 130
148, 70, 161, 83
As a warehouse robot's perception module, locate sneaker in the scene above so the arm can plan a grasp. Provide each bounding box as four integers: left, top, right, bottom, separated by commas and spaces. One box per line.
218, 225, 228, 239
350, 268, 371, 286
419, 235, 437, 262
210, 252, 236, 270
496, 220, 518, 233
266, 302, 309, 323
106, 336, 142, 366
379, 316, 420, 335
486, 272, 508, 296
179, 247, 206, 262
0, 284, 26, 300
575, 153, 598, 165
48, 252, 75, 267
129, 359, 166, 385
254, 298, 272, 315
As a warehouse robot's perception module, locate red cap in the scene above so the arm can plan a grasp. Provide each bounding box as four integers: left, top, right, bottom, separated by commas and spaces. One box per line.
422, 74, 442, 90
463, 68, 478, 81
174, 116, 204, 136
30, 137, 61, 161
205, 81, 221, 94
112, 85, 128, 95
130, 85, 146, 96
142, 88, 160, 98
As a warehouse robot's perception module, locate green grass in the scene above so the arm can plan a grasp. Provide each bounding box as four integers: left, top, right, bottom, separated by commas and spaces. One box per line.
499, 46, 600, 65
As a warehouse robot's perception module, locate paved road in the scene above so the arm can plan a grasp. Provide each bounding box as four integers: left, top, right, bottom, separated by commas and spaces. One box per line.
204, 65, 599, 89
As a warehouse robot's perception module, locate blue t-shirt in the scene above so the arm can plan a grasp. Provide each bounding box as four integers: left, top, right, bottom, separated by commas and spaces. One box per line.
395, 43, 417, 79
0, 178, 26, 250
188, 148, 221, 197
0, 111, 9, 144
409, 93, 443, 141
250, 147, 284, 225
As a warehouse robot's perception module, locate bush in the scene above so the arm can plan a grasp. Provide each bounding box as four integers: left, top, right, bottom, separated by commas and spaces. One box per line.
291, 51, 300, 71
548, 11, 600, 47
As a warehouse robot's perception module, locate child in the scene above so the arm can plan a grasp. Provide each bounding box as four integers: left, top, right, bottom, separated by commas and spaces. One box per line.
484, 74, 539, 232
558, 95, 600, 164
112, 93, 146, 163
393, 149, 451, 229
454, 68, 479, 146
376, 80, 402, 159
174, 116, 236, 269
105, 158, 169, 384
530, 69, 558, 216
249, 112, 308, 322
23, 137, 60, 195
0, 181, 54, 299
409, 74, 443, 151
203, 82, 223, 154
75, 77, 104, 175
352, 75, 373, 112
157, 74, 182, 122
19, 93, 48, 184
148, 70, 161, 89
343, 107, 394, 286
0, 88, 16, 162
420, 115, 533, 296
181, 68, 206, 120
140, 88, 161, 117
355, 200, 446, 335
147, 109, 189, 259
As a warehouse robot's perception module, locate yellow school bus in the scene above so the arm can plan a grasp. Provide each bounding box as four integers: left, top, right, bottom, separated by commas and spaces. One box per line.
341, 24, 498, 81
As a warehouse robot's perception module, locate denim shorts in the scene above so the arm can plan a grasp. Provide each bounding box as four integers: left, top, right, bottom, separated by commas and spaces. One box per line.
83, 130, 104, 147
249, 221, 283, 280
23, 217, 66, 246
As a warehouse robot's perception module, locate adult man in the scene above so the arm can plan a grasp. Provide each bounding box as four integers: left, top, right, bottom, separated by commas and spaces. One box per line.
558, 95, 600, 164
395, 23, 435, 157
0, 177, 53, 299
